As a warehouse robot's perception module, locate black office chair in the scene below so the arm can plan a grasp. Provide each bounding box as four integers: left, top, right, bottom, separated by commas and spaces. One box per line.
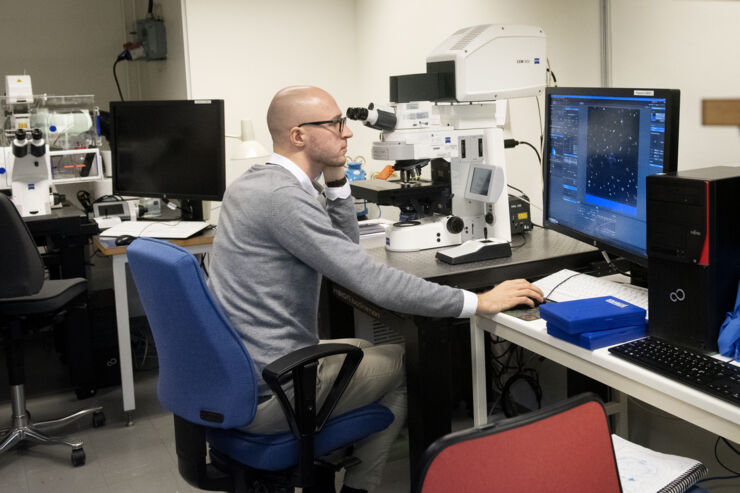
0, 193, 105, 466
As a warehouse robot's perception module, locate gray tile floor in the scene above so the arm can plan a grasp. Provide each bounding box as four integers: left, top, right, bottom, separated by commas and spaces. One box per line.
0, 371, 411, 493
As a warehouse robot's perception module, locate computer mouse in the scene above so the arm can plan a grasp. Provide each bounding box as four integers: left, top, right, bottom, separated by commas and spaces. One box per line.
510, 298, 545, 311
115, 235, 137, 246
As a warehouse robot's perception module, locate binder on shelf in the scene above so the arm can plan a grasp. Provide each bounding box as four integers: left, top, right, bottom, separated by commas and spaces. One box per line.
612, 434, 708, 493
539, 296, 647, 334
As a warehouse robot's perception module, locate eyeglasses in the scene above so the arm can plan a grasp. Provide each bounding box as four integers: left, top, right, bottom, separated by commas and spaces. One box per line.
297, 116, 346, 133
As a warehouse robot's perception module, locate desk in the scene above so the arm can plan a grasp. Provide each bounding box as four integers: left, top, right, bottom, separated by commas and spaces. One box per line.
471, 314, 740, 443
23, 207, 99, 394
25, 206, 99, 279
93, 232, 215, 424
327, 228, 601, 483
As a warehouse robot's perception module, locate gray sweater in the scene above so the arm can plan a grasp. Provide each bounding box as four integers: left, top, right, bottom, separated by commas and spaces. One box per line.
208, 163, 465, 394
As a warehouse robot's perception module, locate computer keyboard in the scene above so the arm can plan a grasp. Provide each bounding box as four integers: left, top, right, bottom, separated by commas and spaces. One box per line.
534, 269, 648, 313
609, 336, 740, 406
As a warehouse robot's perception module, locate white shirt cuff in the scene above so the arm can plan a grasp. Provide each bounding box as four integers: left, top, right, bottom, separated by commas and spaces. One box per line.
325, 181, 351, 200
458, 289, 478, 318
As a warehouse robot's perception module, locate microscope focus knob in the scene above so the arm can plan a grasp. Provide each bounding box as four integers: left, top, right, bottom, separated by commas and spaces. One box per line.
485, 212, 494, 224
446, 216, 464, 234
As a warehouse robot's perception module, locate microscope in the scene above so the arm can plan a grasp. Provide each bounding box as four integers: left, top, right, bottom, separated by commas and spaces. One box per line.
10, 128, 52, 216
346, 24, 546, 261
1, 74, 104, 216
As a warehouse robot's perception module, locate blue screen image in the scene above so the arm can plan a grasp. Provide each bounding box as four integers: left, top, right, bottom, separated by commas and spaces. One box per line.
546, 94, 669, 259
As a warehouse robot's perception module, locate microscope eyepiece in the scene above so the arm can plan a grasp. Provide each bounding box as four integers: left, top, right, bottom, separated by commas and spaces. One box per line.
12, 129, 29, 158
346, 104, 397, 131
30, 128, 46, 157
346, 107, 369, 121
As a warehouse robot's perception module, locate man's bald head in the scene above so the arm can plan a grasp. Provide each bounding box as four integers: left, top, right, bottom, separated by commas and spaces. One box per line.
266, 86, 340, 149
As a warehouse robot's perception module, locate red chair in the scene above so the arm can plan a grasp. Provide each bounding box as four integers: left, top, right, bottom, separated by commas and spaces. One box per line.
416, 393, 621, 493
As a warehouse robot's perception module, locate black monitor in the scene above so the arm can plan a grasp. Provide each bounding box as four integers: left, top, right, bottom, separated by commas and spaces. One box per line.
110, 99, 226, 220
543, 87, 680, 267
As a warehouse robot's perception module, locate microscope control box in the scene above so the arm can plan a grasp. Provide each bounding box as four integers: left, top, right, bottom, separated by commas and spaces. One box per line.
508, 194, 532, 234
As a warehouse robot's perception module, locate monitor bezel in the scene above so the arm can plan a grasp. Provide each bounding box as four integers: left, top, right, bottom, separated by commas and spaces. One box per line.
110, 99, 226, 202
542, 87, 680, 267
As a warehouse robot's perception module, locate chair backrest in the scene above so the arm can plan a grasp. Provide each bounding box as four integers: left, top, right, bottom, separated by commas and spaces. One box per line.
127, 237, 259, 429
417, 393, 621, 493
0, 193, 44, 299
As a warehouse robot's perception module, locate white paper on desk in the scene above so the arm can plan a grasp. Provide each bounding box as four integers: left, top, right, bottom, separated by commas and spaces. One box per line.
92, 216, 122, 230
99, 220, 209, 239
612, 434, 707, 493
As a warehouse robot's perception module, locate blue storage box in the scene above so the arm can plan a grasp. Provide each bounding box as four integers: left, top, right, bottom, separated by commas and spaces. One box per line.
547, 322, 647, 350
539, 296, 647, 334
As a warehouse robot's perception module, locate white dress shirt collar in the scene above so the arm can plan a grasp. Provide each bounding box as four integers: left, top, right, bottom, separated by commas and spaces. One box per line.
267, 153, 318, 199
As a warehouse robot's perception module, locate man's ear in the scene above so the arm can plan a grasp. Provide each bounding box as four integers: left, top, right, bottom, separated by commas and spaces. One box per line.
289, 127, 306, 149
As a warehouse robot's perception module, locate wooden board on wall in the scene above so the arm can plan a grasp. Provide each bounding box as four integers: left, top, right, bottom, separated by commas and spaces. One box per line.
703, 99, 740, 126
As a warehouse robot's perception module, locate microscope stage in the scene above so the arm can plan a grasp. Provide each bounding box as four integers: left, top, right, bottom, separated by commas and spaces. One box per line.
349, 179, 451, 206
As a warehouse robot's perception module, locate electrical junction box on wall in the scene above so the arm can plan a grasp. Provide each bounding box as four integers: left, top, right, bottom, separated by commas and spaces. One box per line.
136, 18, 167, 60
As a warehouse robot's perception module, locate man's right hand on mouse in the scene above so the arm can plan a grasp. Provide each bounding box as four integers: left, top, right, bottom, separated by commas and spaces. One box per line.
475, 279, 544, 317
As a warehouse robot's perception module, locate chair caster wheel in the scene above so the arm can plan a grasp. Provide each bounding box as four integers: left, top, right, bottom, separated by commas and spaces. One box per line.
92, 411, 106, 428
71, 448, 86, 467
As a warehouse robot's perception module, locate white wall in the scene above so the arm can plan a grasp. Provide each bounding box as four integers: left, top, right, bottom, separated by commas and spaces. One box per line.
181, 0, 359, 184
122, 0, 188, 100
609, 0, 740, 171
0, 0, 187, 127
0, 0, 126, 113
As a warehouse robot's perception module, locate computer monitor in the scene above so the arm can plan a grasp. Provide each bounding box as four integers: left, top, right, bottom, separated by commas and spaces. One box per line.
543, 87, 680, 267
110, 99, 226, 220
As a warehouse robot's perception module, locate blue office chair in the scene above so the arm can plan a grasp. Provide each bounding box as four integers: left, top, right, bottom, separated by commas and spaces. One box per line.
126, 237, 393, 492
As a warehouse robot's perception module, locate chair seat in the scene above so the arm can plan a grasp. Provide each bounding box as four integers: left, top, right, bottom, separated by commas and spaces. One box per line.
0, 278, 87, 316
207, 402, 394, 471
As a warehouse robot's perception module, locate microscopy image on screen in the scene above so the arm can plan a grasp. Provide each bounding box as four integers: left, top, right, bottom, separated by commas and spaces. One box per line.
469, 167, 492, 195
585, 106, 640, 211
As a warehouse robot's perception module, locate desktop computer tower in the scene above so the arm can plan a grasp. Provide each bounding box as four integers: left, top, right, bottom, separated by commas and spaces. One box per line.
646, 166, 740, 352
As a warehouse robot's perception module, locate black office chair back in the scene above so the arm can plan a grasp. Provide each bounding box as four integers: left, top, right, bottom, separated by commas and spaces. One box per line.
0, 194, 44, 298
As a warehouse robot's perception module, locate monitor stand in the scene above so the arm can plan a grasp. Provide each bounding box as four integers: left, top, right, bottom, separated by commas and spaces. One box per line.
589, 257, 648, 288
180, 199, 204, 221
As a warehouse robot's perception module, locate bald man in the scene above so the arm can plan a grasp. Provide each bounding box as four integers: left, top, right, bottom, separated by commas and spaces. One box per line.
208, 86, 543, 492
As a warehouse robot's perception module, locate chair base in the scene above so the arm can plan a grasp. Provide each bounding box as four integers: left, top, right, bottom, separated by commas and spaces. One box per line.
205, 446, 343, 493
0, 384, 105, 467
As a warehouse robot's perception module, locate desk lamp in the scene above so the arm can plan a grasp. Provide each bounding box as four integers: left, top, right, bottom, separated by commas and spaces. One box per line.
226, 119, 270, 159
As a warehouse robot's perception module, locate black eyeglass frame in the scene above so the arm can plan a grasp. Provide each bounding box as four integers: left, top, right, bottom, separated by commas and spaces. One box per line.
297, 116, 346, 133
